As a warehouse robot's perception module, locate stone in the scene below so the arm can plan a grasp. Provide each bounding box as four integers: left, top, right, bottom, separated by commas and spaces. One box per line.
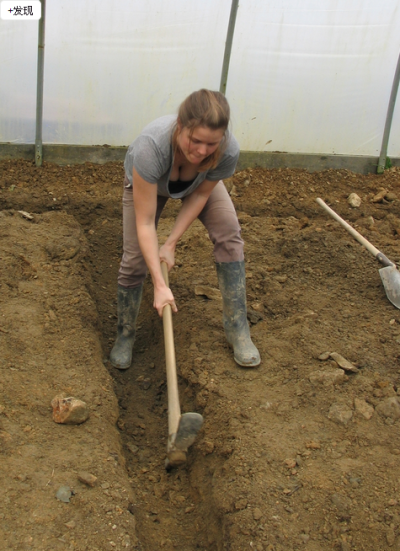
306, 441, 321, 449
65, 520, 76, 529
51, 395, 90, 425
328, 403, 353, 425
235, 499, 247, 510
78, 472, 97, 487
253, 507, 263, 520
202, 440, 215, 455
56, 485, 72, 503
354, 398, 374, 420
348, 193, 361, 207
127, 442, 139, 454
194, 285, 221, 300
329, 352, 359, 373
309, 368, 346, 387
376, 397, 400, 420
372, 189, 387, 203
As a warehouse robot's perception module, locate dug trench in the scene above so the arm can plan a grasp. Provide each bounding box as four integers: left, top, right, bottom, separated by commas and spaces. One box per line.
1, 159, 400, 551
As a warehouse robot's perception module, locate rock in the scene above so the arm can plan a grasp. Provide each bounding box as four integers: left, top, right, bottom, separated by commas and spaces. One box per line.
309, 368, 346, 387
56, 485, 72, 503
366, 216, 375, 229
386, 192, 397, 201
202, 440, 215, 455
127, 442, 139, 454
194, 285, 221, 300
229, 184, 238, 197
328, 403, 353, 425
306, 441, 321, 450
140, 378, 151, 390
253, 507, 263, 520
51, 395, 90, 425
234, 498, 247, 510
65, 520, 76, 529
224, 178, 234, 193
354, 398, 374, 420
247, 309, 263, 324
372, 189, 387, 203
318, 351, 331, 361
329, 352, 359, 373
78, 472, 97, 487
376, 397, 400, 420
348, 193, 361, 207
284, 458, 297, 469
18, 210, 34, 220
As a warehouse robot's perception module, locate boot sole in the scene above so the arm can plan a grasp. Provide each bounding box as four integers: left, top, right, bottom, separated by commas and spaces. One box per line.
109, 358, 131, 370
234, 356, 261, 368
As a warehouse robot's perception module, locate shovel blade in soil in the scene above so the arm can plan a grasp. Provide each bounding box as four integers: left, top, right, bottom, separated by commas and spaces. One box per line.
379, 265, 400, 309
172, 412, 204, 451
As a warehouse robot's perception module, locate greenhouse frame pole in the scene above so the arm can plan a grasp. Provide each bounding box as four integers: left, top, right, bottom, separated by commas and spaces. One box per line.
219, 0, 239, 95
35, 0, 46, 167
377, 52, 400, 174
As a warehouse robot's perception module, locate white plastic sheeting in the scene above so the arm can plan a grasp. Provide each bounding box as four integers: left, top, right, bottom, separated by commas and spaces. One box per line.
1, 0, 399, 157
228, 0, 400, 155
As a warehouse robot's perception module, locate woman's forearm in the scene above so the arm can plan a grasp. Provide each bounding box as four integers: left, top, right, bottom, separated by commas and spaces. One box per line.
136, 224, 166, 290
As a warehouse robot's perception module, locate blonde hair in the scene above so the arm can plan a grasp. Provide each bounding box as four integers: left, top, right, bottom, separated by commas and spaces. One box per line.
172, 89, 231, 171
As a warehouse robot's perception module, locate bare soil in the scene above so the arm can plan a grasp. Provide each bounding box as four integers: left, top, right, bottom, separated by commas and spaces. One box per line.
1, 158, 400, 551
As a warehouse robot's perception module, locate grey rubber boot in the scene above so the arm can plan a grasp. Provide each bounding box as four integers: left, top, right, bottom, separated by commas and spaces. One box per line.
109, 284, 143, 370
216, 261, 261, 368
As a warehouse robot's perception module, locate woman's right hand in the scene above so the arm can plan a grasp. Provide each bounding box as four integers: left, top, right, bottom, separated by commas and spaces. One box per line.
154, 284, 178, 317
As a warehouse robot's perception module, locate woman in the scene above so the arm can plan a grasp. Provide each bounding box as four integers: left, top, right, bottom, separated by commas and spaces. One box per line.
110, 89, 260, 370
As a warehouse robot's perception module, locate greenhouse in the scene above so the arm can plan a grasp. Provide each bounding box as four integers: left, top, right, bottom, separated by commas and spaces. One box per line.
1, 2, 400, 550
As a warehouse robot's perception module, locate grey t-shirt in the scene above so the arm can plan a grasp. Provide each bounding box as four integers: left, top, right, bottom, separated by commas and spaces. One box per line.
124, 114, 240, 199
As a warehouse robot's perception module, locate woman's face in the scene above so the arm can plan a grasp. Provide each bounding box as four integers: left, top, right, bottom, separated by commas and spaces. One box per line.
177, 124, 225, 165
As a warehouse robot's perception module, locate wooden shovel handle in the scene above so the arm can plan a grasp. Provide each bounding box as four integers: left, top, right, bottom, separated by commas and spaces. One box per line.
316, 198, 394, 267
161, 262, 181, 441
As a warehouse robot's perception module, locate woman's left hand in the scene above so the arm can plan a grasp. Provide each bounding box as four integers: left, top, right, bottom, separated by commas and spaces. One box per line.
159, 243, 175, 271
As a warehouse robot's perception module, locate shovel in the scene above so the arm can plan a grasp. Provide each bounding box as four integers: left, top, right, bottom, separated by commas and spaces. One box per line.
161, 261, 203, 469
316, 198, 400, 309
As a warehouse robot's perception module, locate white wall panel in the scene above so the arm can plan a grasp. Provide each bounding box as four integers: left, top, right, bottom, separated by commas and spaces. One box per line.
0, 19, 38, 143
1, 1, 399, 157
227, 0, 400, 156
41, 0, 230, 145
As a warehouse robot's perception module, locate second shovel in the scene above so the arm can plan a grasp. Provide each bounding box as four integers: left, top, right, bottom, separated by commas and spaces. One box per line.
316, 197, 400, 309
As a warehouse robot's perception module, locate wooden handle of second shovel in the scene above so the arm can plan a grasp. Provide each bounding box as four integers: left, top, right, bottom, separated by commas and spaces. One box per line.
161, 262, 181, 442
316, 198, 394, 267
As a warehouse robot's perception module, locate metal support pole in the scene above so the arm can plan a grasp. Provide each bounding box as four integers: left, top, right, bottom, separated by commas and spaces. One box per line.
219, 0, 239, 96
377, 52, 400, 174
35, 0, 46, 167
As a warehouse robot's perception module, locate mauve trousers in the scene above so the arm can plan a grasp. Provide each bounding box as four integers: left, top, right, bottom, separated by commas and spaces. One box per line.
118, 180, 244, 288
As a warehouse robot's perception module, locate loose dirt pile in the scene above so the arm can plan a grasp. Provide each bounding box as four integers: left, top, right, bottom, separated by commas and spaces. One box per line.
1, 158, 400, 551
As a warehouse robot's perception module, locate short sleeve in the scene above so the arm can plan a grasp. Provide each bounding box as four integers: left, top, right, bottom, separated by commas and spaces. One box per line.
125, 135, 166, 184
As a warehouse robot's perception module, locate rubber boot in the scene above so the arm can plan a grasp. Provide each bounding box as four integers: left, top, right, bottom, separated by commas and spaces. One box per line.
110, 284, 143, 370
216, 261, 261, 368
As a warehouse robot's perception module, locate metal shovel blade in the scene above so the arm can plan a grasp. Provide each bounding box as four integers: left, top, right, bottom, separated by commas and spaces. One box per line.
172, 412, 204, 451
379, 265, 400, 309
